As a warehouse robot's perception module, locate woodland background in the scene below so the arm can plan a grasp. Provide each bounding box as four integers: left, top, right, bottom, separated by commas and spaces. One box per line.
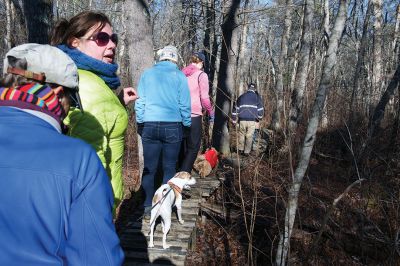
0, 0, 399, 265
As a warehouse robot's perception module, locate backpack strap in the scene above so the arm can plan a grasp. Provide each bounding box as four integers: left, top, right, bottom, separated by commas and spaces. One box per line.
197, 71, 205, 100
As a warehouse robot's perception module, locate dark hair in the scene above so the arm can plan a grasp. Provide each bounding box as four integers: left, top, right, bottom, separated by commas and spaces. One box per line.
0, 73, 31, 87
50, 11, 112, 46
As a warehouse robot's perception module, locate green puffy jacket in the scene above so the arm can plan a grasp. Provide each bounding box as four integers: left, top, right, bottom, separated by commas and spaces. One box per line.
64, 70, 128, 209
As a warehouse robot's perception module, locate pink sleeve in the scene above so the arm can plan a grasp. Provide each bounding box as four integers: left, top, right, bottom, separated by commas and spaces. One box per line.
199, 73, 214, 116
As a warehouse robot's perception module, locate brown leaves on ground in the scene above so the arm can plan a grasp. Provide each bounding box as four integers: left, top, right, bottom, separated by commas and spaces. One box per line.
186, 220, 246, 265
186, 123, 400, 265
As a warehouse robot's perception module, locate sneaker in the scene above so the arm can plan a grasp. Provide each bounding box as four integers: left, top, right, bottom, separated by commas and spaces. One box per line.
183, 184, 191, 191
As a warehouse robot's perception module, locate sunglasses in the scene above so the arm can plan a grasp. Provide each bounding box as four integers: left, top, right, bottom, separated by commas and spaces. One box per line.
87, 32, 118, 46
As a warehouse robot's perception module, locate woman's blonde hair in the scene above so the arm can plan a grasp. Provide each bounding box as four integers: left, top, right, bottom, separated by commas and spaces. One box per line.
189, 55, 203, 64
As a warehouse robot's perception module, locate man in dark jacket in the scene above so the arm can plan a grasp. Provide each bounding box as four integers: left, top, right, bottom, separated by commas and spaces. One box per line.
232, 83, 264, 156
0, 44, 124, 266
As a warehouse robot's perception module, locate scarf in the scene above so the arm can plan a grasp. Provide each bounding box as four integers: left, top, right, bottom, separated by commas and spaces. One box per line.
0, 83, 64, 123
57, 44, 120, 89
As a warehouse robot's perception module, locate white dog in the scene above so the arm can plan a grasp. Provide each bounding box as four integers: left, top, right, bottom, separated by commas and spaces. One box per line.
148, 171, 196, 249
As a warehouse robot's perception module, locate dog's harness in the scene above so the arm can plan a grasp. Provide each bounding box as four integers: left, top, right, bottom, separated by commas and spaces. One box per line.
138, 182, 183, 223
138, 174, 191, 226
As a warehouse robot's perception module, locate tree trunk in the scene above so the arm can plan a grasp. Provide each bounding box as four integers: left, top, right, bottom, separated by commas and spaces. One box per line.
371, 0, 383, 101
237, 9, 249, 96
350, 0, 372, 121
203, 0, 212, 74
122, 0, 154, 184
22, 0, 53, 43
212, 0, 241, 155
288, 0, 314, 132
368, 52, 400, 138
271, 0, 292, 131
207, 0, 219, 91
320, 0, 330, 129
392, 4, 400, 67
275, 0, 348, 264
323, 0, 330, 48
4, 0, 12, 50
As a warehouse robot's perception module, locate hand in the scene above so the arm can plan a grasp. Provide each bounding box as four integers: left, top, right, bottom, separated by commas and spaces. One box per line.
137, 123, 144, 136
255, 122, 260, 129
122, 87, 138, 106
231, 119, 238, 128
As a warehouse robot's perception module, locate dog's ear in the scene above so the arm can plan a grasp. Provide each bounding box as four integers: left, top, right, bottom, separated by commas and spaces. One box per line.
175, 171, 191, 179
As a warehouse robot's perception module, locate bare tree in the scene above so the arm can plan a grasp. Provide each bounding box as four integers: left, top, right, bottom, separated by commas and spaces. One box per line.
202, 0, 219, 91
350, 0, 372, 122
320, 0, 330, 129
237, 0, 249, 96
288, 0, 314, 133
368, 52, 400, 139
212, 0, 241, 155
122, 0, 154, 181
275, 0, 348, 264
271, 0, 292, 131
371, 0, 384, 108
22, 0, 53, 43
4, 0, 12, 50
392, 4, 400, 67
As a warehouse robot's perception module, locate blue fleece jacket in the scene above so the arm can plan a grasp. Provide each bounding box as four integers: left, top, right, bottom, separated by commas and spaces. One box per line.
135, 61, 191, 127
0, 107, 124, 266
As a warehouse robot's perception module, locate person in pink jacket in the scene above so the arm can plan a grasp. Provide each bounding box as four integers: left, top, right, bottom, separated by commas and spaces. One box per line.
180, 52, 214, 173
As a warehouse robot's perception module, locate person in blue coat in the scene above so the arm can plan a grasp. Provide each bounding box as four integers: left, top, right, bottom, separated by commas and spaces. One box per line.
0, 44, 124, 266
135, 45, 191, 214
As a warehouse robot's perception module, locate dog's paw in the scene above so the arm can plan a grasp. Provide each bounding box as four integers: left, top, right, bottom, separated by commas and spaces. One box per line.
148, 243, 154, 248
178, 219, 185, 224
162, 244, 170, 249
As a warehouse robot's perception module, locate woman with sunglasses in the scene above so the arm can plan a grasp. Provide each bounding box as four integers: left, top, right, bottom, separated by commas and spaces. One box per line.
51, 11, 138, 212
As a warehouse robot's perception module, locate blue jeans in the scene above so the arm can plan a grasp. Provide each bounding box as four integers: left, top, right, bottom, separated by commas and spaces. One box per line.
141, 122, 183, 207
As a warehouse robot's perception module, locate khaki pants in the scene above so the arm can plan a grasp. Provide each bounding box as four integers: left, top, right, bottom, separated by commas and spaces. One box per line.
238, 120, 256, 154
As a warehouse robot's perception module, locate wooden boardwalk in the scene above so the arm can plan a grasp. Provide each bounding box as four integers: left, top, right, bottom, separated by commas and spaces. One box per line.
120, 174, 222, 265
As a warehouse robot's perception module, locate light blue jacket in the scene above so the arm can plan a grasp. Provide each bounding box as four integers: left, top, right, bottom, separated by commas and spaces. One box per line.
135, 61, 191, 127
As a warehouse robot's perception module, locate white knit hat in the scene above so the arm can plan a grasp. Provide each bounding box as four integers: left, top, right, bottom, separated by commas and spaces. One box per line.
157, 45, 178, 63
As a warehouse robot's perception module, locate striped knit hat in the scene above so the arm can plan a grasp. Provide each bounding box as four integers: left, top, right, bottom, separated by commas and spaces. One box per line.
0, 83, 64, 122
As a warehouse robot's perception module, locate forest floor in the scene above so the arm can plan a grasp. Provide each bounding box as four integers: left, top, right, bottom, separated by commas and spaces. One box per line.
116, 121, 400, 265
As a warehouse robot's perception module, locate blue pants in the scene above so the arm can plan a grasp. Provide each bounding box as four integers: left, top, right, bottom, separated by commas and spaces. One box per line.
141, 122, 183, 207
